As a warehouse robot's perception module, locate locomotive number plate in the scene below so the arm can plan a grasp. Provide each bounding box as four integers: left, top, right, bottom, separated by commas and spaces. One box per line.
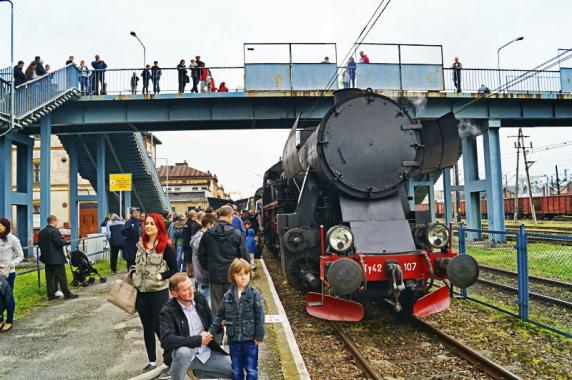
364, 262, 417, 275
403, 262, 417, 271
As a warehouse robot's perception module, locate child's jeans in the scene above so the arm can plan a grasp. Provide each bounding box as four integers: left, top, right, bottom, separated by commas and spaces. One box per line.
229, 340, 259, 380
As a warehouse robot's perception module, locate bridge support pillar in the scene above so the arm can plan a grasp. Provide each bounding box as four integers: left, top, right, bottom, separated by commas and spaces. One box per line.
40, 114, 52, 229
0, 132, 35, 257
407, 173, 436, 223
69, 140, 79, 250
96, 135, 108, 226
462, 134, 484, 240
483, 120, 505, 237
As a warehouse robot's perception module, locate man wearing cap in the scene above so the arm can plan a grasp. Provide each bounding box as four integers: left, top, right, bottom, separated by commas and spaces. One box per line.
121, 207, 141, 269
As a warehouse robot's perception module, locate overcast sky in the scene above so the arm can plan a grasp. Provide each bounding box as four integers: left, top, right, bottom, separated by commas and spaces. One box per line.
1, 0, 571, 198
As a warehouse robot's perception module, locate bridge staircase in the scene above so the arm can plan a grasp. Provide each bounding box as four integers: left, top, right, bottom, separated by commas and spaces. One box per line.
58, 132, 170, 214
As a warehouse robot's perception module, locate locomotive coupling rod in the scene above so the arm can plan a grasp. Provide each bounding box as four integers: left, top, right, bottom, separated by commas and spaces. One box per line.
413, 318, 523, 380
329, 321, 382, 380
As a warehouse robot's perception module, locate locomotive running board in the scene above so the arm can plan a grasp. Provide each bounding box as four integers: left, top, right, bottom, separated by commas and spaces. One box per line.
412, 286, 451, 318
305, 292, 364, 322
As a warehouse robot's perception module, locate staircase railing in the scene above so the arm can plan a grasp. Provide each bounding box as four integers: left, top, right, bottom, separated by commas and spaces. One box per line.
134, 132, 171, 211
10, 64, 79, 119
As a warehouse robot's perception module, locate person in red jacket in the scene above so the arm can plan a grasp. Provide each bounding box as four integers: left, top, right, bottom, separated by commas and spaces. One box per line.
209, 77, 217, 92
218, 82, 229, 92
359, 50, 370, 64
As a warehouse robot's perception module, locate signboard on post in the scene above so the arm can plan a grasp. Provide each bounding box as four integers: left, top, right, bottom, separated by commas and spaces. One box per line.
109, 173, 132, 192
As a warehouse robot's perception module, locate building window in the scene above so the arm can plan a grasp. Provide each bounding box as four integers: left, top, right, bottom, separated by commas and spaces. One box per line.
33, 163, 40, 183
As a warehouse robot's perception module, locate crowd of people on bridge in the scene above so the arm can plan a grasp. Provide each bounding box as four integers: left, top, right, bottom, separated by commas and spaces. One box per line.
7, 50, 481, 98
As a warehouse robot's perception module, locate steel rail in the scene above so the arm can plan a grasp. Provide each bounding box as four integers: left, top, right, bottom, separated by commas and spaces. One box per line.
477, 278, 572, 309
329, 321, 383, 380
479, 265, 572, 290
413, 318, 523, 380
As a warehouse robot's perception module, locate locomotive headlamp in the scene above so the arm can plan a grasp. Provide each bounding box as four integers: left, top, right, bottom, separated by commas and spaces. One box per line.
426, 223, 449, 248
326, 225, 354, 252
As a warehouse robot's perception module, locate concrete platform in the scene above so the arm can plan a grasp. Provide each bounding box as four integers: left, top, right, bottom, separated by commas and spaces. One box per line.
0, 259, 310, 380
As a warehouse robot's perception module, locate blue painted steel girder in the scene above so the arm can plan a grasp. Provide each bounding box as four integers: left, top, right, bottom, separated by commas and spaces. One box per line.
37, 92, 572, 134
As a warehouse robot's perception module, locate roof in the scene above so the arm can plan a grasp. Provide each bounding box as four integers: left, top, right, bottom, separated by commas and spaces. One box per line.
157, 161, 210, 178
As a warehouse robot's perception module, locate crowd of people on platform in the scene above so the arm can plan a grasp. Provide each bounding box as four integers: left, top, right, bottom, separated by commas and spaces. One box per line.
11, 204, 264, 379
0, 203, 265, 379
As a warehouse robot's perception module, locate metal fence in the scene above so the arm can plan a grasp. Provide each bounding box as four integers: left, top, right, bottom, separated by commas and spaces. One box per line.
456, 224, 572, 338
16, 234, 110, 289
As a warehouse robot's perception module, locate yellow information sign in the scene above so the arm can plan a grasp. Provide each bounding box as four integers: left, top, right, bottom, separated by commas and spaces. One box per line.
109, 173, 132, 192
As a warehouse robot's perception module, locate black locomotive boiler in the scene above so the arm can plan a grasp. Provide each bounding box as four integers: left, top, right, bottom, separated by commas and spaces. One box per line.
262, 89, 478, 321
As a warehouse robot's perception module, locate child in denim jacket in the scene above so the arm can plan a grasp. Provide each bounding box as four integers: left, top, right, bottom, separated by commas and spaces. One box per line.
209, 258, 265, 380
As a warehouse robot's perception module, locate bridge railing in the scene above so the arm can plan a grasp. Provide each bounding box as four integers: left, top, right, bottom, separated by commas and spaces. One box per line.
83, 67, 245, 95
443, 68, 562, 93
66, 66, 571, 96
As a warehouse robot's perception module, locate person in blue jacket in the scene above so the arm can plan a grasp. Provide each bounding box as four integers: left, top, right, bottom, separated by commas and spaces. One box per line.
245, 226, 257, 271
108, 214, 126, 274
230, 204, 245, 236
121, 207, 141, 268
347, 57, 356, 87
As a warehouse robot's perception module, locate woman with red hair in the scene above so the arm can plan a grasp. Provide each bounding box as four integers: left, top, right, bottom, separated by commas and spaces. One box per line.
132, 213, 178, 373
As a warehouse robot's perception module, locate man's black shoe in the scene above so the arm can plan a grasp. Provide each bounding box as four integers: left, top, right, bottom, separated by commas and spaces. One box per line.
64, 293, 79, 300
142, 363, 157, 372
157, 367, 171, 379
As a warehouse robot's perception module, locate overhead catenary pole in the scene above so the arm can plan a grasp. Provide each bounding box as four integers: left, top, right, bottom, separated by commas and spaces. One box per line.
512, 130, 521, 221
520, 130, 537, 224
555, 165, 561, 195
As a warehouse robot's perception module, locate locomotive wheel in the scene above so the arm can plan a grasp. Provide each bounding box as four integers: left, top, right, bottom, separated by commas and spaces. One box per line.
285, 256, 320, 292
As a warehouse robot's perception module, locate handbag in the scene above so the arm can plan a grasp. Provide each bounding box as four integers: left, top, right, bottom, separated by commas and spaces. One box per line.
107, 269, 137, 314
185, 75, 190, 83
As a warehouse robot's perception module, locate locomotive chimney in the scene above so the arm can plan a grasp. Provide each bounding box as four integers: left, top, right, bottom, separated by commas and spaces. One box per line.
333, 88, 363, 105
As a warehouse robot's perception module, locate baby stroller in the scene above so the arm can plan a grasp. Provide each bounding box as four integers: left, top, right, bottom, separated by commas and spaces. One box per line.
68, 249, 107, 287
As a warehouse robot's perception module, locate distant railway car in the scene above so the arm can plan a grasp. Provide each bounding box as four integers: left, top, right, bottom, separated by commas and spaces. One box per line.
434, 194, 572, 219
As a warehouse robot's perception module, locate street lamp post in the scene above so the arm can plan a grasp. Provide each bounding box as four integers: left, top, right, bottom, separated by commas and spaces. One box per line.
497, 36, 524, 91
0, 0, 14, 133
130, 31, 146, 68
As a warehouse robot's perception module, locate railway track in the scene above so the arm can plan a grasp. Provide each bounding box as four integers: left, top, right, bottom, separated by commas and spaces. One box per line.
479, 265, 572, 290
477, 278, 572, 309
329, 317, 523, 380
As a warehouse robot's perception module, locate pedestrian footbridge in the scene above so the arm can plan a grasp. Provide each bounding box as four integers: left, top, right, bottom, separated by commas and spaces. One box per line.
2, 42, 572, 255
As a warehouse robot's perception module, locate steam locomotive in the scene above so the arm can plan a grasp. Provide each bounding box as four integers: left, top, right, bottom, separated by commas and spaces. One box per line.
261, 89, 479, 321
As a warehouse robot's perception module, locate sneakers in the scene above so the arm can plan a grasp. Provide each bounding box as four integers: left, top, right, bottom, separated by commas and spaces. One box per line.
54, 290, 64, 298
157, 367, 171, 379
142, 363, 157, 372
64, 293, 79, 300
